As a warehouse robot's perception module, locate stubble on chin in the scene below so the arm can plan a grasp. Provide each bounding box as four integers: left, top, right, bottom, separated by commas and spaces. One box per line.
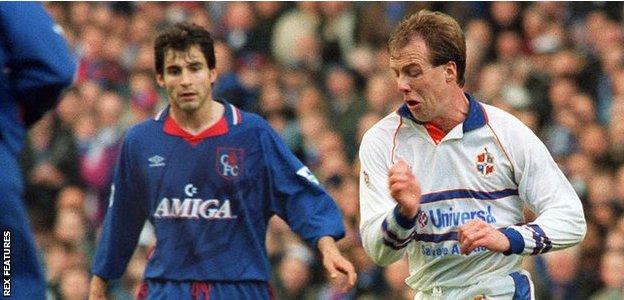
410, 108, 430, 122
176, 100, 200, 113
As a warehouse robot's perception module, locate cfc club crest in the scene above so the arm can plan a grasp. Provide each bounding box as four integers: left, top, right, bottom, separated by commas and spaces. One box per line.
475, 148, 495, 176
216, 147, 244, 180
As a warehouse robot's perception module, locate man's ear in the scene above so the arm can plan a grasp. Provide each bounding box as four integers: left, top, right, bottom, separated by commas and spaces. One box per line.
156, 73, 165, 88
445, 61, 457, 83
208, 68, 217, 84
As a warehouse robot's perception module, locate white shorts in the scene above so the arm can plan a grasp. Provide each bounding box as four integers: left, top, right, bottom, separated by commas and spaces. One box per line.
414, 270, 535, 300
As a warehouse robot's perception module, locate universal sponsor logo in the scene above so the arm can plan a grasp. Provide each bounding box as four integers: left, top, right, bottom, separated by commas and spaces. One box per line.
427, 205, 496, 229
3, 230, 10, 297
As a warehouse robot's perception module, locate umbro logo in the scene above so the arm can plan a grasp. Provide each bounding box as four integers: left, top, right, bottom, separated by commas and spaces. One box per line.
148, 155, 166, 167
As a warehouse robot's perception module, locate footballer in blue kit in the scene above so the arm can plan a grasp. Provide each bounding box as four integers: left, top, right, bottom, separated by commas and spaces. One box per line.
0, 3, 76, 299
90, 23, 356, 299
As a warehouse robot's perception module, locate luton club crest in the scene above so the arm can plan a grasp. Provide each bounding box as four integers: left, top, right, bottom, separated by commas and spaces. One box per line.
216, 147, 245, 180
475, 148, 495, 176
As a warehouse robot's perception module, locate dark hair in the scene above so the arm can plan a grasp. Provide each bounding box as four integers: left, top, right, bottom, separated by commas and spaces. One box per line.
154, 23, 216, 75
388, 10, 466, 86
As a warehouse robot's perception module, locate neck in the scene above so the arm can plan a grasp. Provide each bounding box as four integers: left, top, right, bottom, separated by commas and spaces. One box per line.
170, 100, 224, 135
429, 90, 469, 133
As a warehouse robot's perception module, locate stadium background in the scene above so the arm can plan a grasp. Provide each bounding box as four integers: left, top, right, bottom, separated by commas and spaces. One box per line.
25, 2, 624, 299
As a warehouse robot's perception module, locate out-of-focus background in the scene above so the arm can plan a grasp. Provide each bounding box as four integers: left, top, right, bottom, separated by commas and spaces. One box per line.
29, 2, 624, 299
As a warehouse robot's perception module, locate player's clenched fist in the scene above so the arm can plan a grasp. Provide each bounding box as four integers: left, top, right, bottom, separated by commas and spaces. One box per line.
458, 218, 510, 255
388, 160, 421, 219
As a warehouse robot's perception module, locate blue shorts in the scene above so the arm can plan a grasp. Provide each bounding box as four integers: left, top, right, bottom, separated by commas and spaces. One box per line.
137, 279, 274, 300
0, 142, 45, 299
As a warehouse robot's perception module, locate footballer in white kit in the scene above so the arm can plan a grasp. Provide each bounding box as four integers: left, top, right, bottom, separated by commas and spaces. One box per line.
358, 9, 586, 300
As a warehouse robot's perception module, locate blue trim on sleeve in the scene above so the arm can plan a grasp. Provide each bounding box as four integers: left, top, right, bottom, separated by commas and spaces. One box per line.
393, 205, 416, 229
501, 228, 525, 255
527, 224, 552, 255
509, 272, 531, 300
381, 219, 414, 250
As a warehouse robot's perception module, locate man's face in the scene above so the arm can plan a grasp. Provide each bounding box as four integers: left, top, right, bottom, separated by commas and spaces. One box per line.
389, 37, 453, 122
156, 45, 216, 114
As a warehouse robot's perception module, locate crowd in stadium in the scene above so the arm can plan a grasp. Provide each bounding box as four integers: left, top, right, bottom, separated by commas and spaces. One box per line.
24, 2, 624, 299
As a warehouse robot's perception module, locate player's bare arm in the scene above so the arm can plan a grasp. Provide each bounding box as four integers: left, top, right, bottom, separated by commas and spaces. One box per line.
458, 218, 511, 255
388, 160, 421, 219
317, 236, 357, 292
88, 275, 108, 300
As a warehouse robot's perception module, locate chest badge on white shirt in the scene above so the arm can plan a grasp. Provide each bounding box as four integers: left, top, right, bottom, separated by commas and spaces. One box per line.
475, 147, 495, 176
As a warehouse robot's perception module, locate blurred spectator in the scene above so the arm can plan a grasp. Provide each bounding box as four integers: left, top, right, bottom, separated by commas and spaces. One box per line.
382, 258, 414, 300
319, 2, 357, 65
44, 241, 71, 298
213, 41, 258, 111
488, 2, 522, 34
272, 2, 321, 67
222, 2, 262, 58
324, 65, 368, 161
56, 185, 87, 213
54, 209, 93, 257
127, 71, 160, 126
365, 73, 401, 115
252, 2, 286, 56
536, 246, 582, 300
273, 244, 317, 299
59, 267, 90, 300
21, 114, 81, 230
78, 91, 125, 224
591, 251, 624, 300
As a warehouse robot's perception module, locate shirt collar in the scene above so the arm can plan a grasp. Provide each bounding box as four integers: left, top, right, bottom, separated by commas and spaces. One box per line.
154, 99, 243, 127
396, 92, 487, 133
155, 100, 243, 145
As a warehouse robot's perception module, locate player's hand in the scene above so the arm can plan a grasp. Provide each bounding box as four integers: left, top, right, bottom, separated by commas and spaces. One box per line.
388, 160, 421, 219
458, 219, 510, 255
88, 275, 108, 300
317, 236, 357, 292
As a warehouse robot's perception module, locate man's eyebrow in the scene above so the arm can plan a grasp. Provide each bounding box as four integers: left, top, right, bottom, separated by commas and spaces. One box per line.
390, 62, 418, 71
401, 63, 418, 70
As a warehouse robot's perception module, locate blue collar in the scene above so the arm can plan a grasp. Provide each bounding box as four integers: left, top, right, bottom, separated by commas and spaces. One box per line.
396, 93, 487, 133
